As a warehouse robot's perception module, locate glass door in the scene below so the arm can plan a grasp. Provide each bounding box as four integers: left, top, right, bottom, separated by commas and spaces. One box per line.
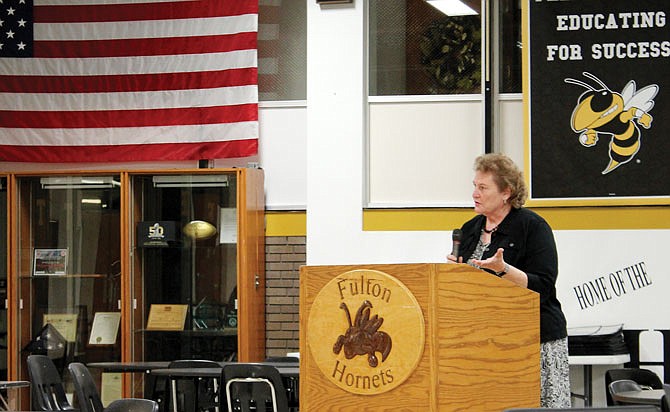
14, 174, 122, 403
0, 176, 7, 381
129, 172, 239, 366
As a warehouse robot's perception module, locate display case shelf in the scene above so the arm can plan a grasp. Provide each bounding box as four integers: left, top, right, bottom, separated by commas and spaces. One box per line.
21, 274, 106, 279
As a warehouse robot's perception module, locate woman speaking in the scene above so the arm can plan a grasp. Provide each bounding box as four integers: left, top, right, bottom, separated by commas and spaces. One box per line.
447, 153, 571, 408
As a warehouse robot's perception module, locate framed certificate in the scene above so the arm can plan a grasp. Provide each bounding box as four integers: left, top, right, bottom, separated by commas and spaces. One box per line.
219, 207, 237, 244
43, 313, 78, 342
88, 312, 121, 345
33, 249, 68, 275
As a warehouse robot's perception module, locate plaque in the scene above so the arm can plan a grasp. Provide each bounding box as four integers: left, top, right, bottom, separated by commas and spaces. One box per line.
146, 304, 188, 331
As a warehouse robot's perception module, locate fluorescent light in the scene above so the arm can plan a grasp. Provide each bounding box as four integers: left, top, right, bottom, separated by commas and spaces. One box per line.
41, 176, 119, 190
152, 175, 229, 188
426, 0, 477, 16
81, 198, 102, 204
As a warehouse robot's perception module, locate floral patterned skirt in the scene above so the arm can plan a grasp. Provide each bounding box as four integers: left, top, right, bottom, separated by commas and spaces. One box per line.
541, 337, 571, 408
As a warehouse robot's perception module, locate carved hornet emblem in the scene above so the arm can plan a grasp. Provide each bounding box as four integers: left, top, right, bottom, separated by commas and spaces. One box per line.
333, 300, 392, 367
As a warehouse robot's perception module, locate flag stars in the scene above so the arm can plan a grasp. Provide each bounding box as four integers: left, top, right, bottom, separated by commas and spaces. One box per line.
0, 0, 31, 58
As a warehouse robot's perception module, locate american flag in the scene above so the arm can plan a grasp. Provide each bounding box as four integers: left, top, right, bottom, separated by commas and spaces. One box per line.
0, 0, 258, 162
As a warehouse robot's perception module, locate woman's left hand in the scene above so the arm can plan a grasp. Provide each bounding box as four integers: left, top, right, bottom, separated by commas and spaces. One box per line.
472, 247, 506, 274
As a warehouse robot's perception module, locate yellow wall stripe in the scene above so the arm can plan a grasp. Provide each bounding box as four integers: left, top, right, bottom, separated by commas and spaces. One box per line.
266, 207, 670, 236
364, 207, 670, 231
265, 211, 307, 236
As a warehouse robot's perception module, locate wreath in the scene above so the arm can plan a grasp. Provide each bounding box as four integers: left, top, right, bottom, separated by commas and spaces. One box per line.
419, 16, 481, 93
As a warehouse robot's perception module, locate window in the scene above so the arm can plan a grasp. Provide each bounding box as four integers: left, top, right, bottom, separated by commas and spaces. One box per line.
369, 0, 482, 96
0, 177, 6, 380
258, 0, 307, 101
499, 0, 522, 93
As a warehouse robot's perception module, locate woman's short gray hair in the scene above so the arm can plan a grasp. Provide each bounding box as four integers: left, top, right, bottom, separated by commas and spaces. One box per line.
474, 153, 527, 209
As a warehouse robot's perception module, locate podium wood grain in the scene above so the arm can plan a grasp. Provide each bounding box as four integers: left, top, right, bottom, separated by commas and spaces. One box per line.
300, 263, 540, 412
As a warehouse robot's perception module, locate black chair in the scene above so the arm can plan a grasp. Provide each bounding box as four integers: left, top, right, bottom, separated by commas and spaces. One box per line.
221, 364, 288, 412
505, 407, 659, 412
26, 354, 76, 411
662, 383, 670, 412
104, 398, 160, 412
609, 379, 644, 406
68, 362, 105, 412
69, 362, 160, 412
263, 357, 298, 364
605, 368, 663, 405
263, 357, 298, 410
166, 360, 219, 412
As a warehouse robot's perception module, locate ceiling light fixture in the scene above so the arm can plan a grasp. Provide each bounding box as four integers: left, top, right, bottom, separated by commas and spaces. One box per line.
425, 0, 477, 16
40, 176, 119, 190
152, 175, 229, 188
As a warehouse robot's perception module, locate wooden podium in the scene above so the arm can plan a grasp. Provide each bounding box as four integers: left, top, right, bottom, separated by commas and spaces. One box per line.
299, 263, 540, 411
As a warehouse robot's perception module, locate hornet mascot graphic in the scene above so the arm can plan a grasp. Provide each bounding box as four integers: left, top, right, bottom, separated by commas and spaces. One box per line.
564, 72, 659, 174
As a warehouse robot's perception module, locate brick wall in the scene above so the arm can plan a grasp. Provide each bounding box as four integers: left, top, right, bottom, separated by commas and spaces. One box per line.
265, 236, 304, 358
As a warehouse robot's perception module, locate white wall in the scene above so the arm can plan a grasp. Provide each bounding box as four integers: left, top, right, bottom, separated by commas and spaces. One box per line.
258, 103, 307, 210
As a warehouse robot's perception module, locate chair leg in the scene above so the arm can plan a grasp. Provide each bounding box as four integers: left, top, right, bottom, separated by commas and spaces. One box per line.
171, 380, 178, 412
212, 378, 219, 412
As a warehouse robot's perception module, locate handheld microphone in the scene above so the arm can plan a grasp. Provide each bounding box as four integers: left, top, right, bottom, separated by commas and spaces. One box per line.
451, 229, 462, 258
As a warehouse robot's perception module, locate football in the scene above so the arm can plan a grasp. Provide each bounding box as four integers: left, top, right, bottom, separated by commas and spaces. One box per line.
182, 220, 217, 240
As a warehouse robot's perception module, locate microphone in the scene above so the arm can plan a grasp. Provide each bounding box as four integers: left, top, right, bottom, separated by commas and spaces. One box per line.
451, 229, 462, 258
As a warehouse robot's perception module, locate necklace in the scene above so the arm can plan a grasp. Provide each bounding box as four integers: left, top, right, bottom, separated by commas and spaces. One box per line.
482, 225, 498, 234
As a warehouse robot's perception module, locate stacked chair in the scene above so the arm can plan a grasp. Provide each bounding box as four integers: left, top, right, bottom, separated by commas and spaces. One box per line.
68, 362, 159, 412
26, 355, 76, 411
165, 359, 220, 412
608, 379, 644, 406
605, 368, 664, 406
221, 364, 289, 412
662, 383, 670, 412
264, 357, 299, 410
505, 408, 660, 412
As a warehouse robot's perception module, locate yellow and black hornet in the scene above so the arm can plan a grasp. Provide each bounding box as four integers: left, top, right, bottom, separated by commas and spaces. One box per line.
565, 72, 658, 174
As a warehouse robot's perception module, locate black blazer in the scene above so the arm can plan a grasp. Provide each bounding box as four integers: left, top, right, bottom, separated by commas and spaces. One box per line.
458, 207, 567, 343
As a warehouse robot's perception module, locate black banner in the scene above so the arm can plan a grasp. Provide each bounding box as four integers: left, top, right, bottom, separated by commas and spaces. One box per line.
137, 221, 177, 247
528, 0, 670, 201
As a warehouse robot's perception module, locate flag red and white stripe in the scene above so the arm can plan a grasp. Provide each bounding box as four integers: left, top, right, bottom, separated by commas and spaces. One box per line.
0, 0, 259, 162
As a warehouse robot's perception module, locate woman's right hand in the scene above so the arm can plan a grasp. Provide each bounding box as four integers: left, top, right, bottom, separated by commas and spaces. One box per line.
446, 254, 461, 263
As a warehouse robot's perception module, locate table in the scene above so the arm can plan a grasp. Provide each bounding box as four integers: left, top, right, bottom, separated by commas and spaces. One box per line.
88, 361, 296, 374
569, 353, 631, 407
87, 361, 171, 373
0, 381, 30, 411
151, 365, 299, 412
150, 366, 299, 379
611, 388, 665, 406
